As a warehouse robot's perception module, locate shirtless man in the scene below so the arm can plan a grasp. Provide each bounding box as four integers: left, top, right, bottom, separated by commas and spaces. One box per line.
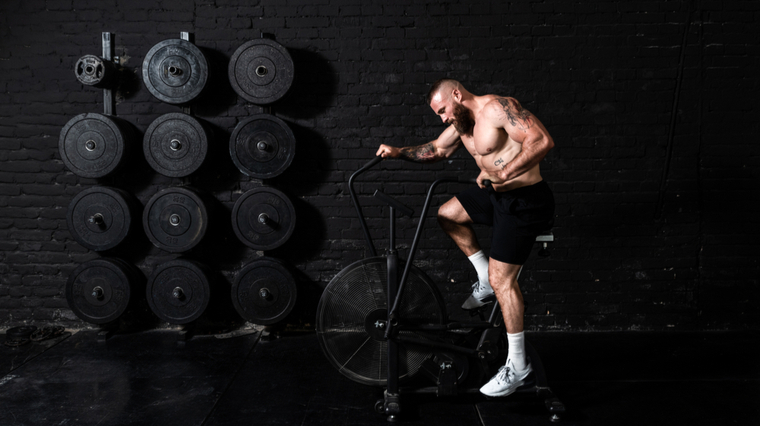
376, 79, 555, 397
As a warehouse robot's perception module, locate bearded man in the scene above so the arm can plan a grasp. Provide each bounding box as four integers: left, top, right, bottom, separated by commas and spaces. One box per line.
376, 79, 555, 397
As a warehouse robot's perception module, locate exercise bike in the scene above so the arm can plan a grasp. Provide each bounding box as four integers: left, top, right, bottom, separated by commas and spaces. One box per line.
316, 157, 565, 422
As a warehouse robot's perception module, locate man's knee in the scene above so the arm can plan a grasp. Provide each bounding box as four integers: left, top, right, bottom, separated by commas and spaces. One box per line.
437, 197, 469, 225
488, 260, 523, 291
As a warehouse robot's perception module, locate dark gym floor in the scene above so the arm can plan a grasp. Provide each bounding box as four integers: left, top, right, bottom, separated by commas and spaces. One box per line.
1, 328, 758, 425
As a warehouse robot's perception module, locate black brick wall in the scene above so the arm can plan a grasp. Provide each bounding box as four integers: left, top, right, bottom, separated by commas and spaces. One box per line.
1, 0, 758, 331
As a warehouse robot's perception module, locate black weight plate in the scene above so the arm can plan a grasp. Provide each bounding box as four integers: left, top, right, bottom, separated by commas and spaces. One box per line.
143, 113, 209, 177
143, 187, 208, 253
67, 186, 137, 252
232, 257, 297, 325
232, 187, 296, 251
66, 258, 133, 324
74, 54, 117, 88
229, 39, 294, 104
229, 114, 295, 179
59, 113, 129, 178
146, 259, 211, 324
142, 39, 208, 104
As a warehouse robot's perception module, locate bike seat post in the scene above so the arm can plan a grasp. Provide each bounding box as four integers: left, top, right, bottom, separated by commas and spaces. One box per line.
388, 206, 396, 255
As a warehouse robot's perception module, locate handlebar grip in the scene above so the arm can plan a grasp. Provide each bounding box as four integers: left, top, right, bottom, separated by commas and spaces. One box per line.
363, 156, 383, 169
482, 179, 495, 193
458, 177, 478, 185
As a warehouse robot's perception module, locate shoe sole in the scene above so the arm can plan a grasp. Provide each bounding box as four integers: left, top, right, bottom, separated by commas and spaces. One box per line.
461, 294, 496, 310
480, 378, 525, 397
479, 371, 534, 397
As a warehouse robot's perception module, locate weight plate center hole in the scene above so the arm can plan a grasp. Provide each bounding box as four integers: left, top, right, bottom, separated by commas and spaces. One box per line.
88, 213, 105, 228
258, 213, 270, 225
169, 213, 181, 226
85, 140, 97, 151
170, 139, 182, 151
168, 66, 182, 76
255, 65, 268, 77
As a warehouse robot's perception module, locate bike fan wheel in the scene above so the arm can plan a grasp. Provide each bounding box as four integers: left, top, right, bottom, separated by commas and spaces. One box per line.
316, 256, 447, 387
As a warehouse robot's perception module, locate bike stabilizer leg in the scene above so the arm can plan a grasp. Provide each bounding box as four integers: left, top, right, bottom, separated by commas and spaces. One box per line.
385, 207, 401, 422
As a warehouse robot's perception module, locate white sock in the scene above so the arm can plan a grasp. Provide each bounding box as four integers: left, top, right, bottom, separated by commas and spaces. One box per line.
467, 250, 490, 288
507, 331, 528, 372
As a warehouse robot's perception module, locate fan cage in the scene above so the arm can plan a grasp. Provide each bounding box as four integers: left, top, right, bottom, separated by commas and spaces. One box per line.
316, 256, 447, 386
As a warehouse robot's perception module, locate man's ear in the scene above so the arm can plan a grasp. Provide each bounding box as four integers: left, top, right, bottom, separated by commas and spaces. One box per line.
452, 88, 461, 102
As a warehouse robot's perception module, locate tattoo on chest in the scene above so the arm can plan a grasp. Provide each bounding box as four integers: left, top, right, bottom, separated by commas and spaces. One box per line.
494, 158, 506, 169
497, 98, 534, 131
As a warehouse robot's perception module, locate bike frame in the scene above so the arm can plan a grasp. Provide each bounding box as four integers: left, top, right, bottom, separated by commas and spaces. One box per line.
348, 158, 509, 364
346, 157, 563, 421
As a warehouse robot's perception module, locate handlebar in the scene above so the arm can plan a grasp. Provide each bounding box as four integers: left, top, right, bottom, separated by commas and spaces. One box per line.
482, 179, 495, 193
361, 156, 383, 170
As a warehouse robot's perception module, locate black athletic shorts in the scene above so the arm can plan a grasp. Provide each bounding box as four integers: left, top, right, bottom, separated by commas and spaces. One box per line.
456, 181, 554, 265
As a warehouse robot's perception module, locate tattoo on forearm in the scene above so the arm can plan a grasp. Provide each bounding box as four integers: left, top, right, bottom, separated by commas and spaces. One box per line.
497, 97, 533, 131
399, 142, 437, 163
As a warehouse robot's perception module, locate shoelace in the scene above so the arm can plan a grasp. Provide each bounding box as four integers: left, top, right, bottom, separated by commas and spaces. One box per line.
471, 280, 492, 295
494, 365, 514, 385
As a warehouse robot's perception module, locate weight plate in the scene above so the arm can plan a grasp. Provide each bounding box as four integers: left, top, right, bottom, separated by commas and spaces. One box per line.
67, 186, 137, 252
232, 257, 297, 325
142, 39, 208, 104
74, 54, 117, 88
232, 187, 296, 251
66, 258, 134, 324
146, 259, 211, 324
229, 114, 295, 179
143, 113, 210, 177
229, 39, 294, 105
143, 187, 208, 253
59, 113, 130, 178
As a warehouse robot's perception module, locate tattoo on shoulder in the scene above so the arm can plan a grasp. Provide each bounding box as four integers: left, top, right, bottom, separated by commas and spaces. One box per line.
496, 97, 534, 131
400, 142, 437, 163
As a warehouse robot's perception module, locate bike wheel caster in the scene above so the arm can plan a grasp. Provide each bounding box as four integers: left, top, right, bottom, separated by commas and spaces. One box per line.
551, 414, 561, 423
387, 414, 399, 423
375, 400, 385, 414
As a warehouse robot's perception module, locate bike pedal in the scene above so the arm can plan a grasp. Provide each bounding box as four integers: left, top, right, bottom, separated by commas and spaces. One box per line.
467, 303, 493, 318
517, 372, 536, 390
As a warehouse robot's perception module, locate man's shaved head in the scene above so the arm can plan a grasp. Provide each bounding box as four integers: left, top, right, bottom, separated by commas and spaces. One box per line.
427, 78, 462, 104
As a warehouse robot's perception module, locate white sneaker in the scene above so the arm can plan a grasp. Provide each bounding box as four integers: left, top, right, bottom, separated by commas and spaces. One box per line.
461, 280, 495, 309
479, 359, 533, 397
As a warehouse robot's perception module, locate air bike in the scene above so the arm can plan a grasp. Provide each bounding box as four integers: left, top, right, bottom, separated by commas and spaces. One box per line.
316, 157, 565, 422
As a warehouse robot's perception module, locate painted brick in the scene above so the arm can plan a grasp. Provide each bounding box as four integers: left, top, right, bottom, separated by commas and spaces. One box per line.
0, 0, 756, 331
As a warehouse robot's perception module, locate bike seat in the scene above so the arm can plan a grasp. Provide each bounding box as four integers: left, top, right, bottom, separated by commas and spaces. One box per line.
373, 190, 414, 217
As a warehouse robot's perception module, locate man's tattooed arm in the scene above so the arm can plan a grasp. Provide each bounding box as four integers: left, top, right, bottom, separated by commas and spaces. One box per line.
496, 97, 534, 131
398, 142, 439, 163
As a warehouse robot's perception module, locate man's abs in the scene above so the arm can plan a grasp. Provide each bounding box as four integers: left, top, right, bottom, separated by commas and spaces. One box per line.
476, 140, 543, 192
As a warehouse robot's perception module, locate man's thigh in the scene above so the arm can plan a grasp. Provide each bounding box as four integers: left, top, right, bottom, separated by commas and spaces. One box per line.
454, 186, 493, 225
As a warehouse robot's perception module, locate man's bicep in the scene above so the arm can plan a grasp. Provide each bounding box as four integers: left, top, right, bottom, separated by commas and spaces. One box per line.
433, 125, 462, 156
490, 97, 537, 141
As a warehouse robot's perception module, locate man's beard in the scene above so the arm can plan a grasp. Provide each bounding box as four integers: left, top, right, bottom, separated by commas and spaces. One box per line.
451, 103, 474, 136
